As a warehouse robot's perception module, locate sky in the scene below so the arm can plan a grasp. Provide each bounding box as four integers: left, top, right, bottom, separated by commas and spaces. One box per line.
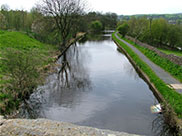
0, 0, 182, 15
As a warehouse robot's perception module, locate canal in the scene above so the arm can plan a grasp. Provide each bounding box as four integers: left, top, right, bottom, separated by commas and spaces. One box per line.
19, 33, 167, 135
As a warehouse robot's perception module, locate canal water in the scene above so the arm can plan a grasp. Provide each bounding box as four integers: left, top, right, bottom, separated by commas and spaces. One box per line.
19, 33, 167, 135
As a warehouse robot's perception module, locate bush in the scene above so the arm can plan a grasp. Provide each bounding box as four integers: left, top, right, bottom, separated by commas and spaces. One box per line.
0, 48, 42, 114
90, 20, 103, 33
117, 23, 129, 37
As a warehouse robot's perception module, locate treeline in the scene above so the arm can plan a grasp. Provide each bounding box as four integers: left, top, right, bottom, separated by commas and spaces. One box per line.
119, 13, 182, 24
0, 4, 117, 45
0, 6, 38, 31
118, 17, 182, 48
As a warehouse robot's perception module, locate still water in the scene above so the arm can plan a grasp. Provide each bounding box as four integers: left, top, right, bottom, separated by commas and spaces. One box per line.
19, 34, 167, 135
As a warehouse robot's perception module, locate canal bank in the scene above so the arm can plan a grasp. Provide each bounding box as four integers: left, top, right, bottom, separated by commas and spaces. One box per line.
112, 32, 182, 135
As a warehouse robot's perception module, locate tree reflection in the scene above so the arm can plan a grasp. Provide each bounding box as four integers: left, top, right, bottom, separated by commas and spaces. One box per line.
17, 43, 91, 119
79, 33, 111, 44
57, 43, 91, 90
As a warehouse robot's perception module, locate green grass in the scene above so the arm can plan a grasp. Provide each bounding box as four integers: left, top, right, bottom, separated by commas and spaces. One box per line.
0, 30, 57, 53
112, 32, 182, 118
117, 34, 182, 83
0, 30, 57, 71
0, 30, 58, 114
158, 48, 182, 57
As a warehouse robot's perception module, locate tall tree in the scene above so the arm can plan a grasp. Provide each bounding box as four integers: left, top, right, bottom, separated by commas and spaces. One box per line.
151, 18, 168, 46
39, 0, 85, 49
128, 17, 148, 42
90, 20, 103, 33
117, 23, 129, 37
0, 12, 6, 29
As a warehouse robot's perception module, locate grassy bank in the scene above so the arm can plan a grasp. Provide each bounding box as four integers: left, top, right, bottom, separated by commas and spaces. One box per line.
112, 32, 182, 119
158, 48, 182, 57
0, 30, 58, 114
118, 33, 182, 83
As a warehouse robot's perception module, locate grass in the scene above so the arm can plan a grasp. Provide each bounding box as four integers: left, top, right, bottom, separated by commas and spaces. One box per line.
0, 30, 57, 72
0, 30, 58, 114
158, 48, 182, 57
0, 30, 57, 54
112, 32, 182, 119
117, 34, 182, 83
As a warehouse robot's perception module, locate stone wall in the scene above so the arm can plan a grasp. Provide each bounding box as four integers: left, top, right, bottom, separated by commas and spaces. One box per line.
0, 116, 139, 136
126, 36, 182, 66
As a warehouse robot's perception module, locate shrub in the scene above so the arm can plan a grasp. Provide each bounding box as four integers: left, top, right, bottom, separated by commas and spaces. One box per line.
0, 48, 42, 114
90, 20, 103, 33
117, 23, 129, 37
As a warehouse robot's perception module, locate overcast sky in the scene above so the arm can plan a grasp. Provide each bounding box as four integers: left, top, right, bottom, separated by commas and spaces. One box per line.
0, 0, 182, 15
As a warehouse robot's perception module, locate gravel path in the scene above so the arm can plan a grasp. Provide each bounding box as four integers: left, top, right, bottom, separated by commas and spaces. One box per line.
0, 117, 140, 136
115, 33, 182, 94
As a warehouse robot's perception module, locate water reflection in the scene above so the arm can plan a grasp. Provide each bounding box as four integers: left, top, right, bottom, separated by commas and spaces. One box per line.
58, 44, 91, 90
18, 43, 91, 119
79, 32, 112, 44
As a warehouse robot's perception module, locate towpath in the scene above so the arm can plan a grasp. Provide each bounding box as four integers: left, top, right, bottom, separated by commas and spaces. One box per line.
115, 32, 182, 94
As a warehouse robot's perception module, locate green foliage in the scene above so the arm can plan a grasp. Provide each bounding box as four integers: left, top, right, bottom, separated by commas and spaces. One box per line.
112, 32, 182, 118
0, 12, 6, 29
31, 17, 62, 45
118, 13, 182, 22
0, 49, 42, 114
117, 23, 129, 37
85, 12, 117, 31
90, 20, 103, 33
128, 17, 149, 40
158, 48, 182, 57
167, 24, 181, 47
0, 30, 57, 114
126, 17, 182, 49
0, 30, 56, 52
0, 7, 60, 45
151, 18, 168, 45
0, 93, 18, 114
0, 7, 118, 45
1, 49, 41, 97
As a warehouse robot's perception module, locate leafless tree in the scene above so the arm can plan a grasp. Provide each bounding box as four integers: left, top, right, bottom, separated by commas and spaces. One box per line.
38, 0, 85, 49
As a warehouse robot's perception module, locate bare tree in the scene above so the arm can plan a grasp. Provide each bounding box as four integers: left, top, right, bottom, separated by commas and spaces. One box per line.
38, 0, 85, 49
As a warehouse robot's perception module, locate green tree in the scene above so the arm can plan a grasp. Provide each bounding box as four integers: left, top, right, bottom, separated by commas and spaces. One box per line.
117, 23, 129, 37
151, 18, 168, 46
0, 12, 6, 29
167, 24, 180, 48
128, 17, 148, 42
90, 20, 103, 33
1, 49, 42, 101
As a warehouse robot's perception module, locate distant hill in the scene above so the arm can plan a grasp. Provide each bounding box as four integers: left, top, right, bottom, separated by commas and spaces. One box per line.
118, 13, 182, 24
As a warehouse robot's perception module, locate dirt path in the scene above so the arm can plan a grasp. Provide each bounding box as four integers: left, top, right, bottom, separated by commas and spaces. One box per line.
115, 33, 182, 94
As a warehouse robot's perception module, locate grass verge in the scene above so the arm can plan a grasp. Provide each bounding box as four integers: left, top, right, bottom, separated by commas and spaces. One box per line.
158, 48, 182, 57
112, 32, 182, 119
